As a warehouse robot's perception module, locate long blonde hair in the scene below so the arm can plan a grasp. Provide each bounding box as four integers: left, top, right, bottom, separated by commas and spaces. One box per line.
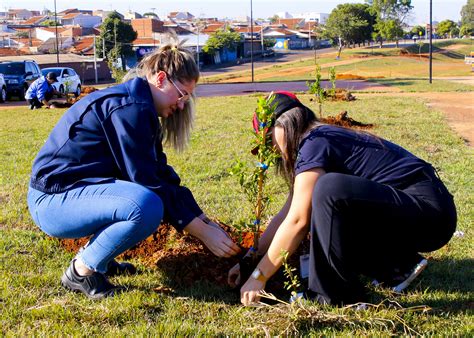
124, 40, 200, 152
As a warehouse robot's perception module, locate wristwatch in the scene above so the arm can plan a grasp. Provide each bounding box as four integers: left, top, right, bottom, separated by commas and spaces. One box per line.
251, 268, 267, 282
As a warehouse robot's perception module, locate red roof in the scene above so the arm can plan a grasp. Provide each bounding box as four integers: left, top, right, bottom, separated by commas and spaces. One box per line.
22, 16, 46, 25
133, 37, 161, 45
10, 37, 43, 47
62, 13, 81, 20
202, 23, 225, 33
37, 26, 68, 34
70, 36, 94, 54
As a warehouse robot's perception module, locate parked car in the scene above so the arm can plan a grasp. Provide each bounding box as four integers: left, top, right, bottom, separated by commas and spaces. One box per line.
41, 67, 82, 97
0, 73, 6, 103
0, 60, 42, 100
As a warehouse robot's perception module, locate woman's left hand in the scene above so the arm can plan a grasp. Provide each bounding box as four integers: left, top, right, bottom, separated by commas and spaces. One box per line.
240, 277, 266, 306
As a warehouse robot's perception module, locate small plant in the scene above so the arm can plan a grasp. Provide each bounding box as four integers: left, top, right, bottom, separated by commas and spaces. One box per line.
329, 67, 337, 98
230, 94, 280, 261
306, 64, 325, 118
280, 249, 301, 299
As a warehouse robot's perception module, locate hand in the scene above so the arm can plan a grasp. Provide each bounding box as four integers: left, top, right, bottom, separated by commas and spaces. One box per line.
240, 276, 266, 306
228, 263, 241, 288
185, 218, 241, 258
201, 222, 241, 258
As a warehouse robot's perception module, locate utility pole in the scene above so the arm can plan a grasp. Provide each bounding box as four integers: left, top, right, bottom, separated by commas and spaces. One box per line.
93, 35, 98, 84
429, 0, 433, 84
54, 0, 59, 66
250, 0, 254, 83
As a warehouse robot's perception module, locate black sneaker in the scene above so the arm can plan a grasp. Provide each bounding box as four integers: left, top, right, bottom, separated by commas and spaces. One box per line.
61, 260, 125, 299
372, 254, 428, 292
105, 259, 137, 277
29, 104, 35, 110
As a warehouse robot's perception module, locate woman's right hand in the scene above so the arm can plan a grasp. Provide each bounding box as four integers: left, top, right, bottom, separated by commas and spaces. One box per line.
228, 263, 241, 288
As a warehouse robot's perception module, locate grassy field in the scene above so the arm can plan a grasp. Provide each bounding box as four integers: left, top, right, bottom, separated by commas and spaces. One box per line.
201, 39, 474, 85
0, 94, 473, 335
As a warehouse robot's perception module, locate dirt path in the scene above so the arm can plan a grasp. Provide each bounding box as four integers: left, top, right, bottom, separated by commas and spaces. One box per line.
359, 92, 474, 146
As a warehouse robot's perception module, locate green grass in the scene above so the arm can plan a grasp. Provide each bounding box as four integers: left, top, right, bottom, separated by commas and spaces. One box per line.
202, 39, 473, 84
0, 95, 473, 335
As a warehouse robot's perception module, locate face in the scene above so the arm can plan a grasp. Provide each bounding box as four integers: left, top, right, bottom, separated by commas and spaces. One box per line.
148, 71, 196, 118
272, 126, 287, 160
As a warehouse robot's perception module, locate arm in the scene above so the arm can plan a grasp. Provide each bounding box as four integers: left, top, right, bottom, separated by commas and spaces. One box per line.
240, 167, 326, 305
257, 192, 292, 256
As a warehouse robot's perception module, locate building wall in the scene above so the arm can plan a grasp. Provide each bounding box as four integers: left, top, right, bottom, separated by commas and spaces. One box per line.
132, 19, 164, 38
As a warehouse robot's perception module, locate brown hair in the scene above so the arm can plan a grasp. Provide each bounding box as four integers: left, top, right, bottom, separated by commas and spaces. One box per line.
124, 40, 199, 152
274, 106, 321, 185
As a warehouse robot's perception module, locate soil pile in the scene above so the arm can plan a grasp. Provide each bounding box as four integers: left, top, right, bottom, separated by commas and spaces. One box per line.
322, 111, 374, 129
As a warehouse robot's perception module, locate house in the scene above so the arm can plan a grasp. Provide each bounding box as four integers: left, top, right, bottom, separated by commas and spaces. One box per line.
35, 26, 69, 42
275, 12, 293, 19
37, 36, 74, 53
275, 18, 305, 30
7, 9, 35, 21
131, 18, 166, 38
168, 12, 195, 21
60, 13, 101, 28
263, 27, 311, 49
124, 11, 142, 21
58, 9, 93, 16
70, 36, 95, 55
201, 23, 226, 34
21, 16, 49, 26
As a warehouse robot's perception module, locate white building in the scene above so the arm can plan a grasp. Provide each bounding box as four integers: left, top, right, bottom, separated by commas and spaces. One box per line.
294, 12, 329, 24
61, 13, 101, 28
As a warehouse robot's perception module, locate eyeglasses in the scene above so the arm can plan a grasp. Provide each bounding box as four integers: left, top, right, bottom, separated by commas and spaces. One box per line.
167, 76, 190, 104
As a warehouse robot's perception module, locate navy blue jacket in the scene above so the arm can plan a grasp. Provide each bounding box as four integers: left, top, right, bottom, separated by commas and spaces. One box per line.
30, 77, 201, 231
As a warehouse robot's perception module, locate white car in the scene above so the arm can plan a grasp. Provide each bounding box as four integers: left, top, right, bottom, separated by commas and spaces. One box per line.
41, 67, 82, 97
0, 73, 6, 102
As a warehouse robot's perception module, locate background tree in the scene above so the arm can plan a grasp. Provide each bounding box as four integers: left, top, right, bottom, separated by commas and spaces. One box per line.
323, 4, 369, 58
373, 19, 404, 47
410, 25, 425, 37
143, 12, 158, 18
202, 27, 242, 55
40, 19, 61, 26
263, 37, 276, 49
268, 15, 279, 24
437, 20, 458, 38
367, 0, 413, 47
459, 1, 473, 37
459, 23, 473, 37
460, 0, 473, 26
96, 11, 137, 72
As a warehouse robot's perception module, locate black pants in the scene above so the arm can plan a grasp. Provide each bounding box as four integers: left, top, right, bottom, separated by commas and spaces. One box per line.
27, 92, 53, 109
308, 167, 456, 305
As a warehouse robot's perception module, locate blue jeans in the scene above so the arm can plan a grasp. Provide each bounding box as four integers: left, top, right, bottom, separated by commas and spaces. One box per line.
27, 180, 163, 273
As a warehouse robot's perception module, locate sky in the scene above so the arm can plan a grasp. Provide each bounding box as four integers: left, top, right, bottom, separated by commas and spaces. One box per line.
2, 0, 468, 25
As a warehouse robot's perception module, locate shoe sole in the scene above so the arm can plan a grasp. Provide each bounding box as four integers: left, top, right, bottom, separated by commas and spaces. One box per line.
392, 259, 428, 293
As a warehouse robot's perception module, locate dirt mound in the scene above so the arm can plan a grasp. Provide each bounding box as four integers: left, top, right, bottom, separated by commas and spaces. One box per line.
336, 73, 385, 80
321, 111, 374, 129
69, 86, 99, 104
60, 222, 308, 290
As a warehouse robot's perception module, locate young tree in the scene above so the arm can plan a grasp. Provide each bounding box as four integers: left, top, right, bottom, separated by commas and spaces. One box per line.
437, 20, 458, 38
323, 4, 369, 58
202, 27, 242, 55
96, 11, 137, 71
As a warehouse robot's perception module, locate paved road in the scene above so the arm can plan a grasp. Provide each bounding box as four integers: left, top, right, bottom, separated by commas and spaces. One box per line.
195, 80, 391, 97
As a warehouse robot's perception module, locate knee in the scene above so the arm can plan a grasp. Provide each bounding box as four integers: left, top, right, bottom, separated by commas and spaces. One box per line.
128, 189, 163, 231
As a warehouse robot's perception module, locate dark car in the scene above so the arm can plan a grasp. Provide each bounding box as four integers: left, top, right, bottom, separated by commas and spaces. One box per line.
0, 60, 42, 100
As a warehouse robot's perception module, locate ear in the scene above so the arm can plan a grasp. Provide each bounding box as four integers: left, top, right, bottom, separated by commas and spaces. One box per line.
153, 71, 167, 88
